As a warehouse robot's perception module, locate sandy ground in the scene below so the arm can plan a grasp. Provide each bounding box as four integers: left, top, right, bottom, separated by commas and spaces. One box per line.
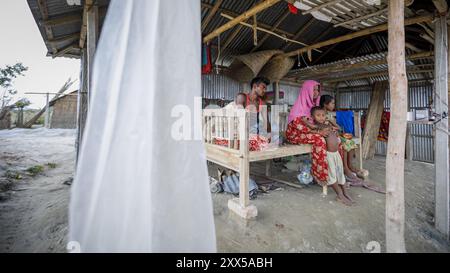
0, 128, 449, 253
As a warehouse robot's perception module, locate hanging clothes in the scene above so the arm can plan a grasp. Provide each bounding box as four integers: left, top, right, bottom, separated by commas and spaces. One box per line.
69, 0, 216, 253
378, 111, 390, 142
336, 111, 355, 136
202, 43, 212, 74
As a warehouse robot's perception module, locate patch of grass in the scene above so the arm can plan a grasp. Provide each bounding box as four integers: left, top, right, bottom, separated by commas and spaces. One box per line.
5, 170, 22, 180
26, 165, 44, 176
47, 163, 57, 169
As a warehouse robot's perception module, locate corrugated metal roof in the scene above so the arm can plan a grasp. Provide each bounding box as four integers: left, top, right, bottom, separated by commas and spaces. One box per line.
27, 0, 110, 59
27, 0, 435, 75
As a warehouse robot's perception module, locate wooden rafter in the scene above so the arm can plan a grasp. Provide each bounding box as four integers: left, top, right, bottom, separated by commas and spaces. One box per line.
41, 8, 107, 28
47, 33, 81, 45
79, 0, 94, 49
251, 11, 290, 52
222, 25, 244, 50
288, 51, 434, 81
201, 0, 224, 32
220, 13, 322, 53
201, 2, 293, 38
281, 17, 315, 51
203, 0, 281, 43
283, 14, 434, 57
37, 0, 56, 54
52, 43, 77, 58
433, 0, 449, 14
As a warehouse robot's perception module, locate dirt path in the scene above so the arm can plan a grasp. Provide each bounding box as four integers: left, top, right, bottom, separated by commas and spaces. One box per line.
0, 129, 75, 252
1, 128, 449, 252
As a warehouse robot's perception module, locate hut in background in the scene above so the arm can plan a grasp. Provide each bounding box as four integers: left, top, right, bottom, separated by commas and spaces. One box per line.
49, 91, 78, 129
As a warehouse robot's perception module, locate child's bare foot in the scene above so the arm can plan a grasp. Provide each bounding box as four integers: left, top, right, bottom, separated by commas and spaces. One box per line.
336, 196, 352, 206
343, 193, 355, 204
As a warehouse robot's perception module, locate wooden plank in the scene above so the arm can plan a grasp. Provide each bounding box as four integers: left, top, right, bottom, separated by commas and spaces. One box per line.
203, 0, 281, 43
205, 144, 240, 171
362, 81, 388, 160
283, 14, 434, 58
386, 0, 407, 253
434, 15, 450, 239
249, 144, 312, 162
353, 113, 363, 170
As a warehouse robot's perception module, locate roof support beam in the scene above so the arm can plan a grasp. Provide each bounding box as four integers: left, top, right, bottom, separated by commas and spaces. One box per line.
433, 0, 449, 14
203, 0, 281, 43
201, 2, 293, 38
283, 14, 434, 57
37, 0, 57, 54
251, 11, 290, 52
202, 0, 224, 31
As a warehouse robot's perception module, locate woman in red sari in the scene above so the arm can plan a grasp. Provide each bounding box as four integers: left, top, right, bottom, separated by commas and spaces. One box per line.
286, 80, 333, 186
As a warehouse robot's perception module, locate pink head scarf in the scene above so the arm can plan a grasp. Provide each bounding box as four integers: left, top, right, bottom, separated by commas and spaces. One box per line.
288, 80, 321, 123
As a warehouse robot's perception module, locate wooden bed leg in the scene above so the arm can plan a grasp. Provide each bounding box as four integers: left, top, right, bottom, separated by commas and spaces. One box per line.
265, 160, 271, 177
228, 111, 257, 219
322, 186, 328, 196
228, 158, 257, 219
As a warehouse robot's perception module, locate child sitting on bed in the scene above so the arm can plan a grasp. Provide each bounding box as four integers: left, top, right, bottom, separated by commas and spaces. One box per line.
310, 106, 353, 206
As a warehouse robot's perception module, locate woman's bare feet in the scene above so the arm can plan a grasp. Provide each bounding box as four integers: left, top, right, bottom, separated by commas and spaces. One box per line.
336, 196, 352, 206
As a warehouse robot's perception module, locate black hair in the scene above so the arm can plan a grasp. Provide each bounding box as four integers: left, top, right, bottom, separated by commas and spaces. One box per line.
319, 95, 335, 108
250, 77, 270, 88
311, 106, 325, 116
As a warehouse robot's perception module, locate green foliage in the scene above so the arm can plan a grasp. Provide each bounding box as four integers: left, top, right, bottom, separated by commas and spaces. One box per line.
0, 63, 28, 89
1, 63, 28, 109
47, 163, 57, 169
5, 170, 22, 180
15, 98, 31, 109
26, 165, 44, 176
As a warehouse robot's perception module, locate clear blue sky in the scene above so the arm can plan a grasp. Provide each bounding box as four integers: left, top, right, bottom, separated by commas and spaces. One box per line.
0, 0, 81, 108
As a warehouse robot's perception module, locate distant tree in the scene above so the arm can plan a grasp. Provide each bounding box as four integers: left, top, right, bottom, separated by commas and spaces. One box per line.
0, 63, 28, 109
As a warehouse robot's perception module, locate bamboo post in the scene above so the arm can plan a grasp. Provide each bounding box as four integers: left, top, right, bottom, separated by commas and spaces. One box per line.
434, 13, 450, 239
86, 3, 98, 110
45, 92, 50, 128
386, 0, 407, 253
239, 111, 250, 208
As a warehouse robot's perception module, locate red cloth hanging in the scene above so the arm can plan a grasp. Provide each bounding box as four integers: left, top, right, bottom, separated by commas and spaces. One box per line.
202, 43, 212, 74
288, 3, 298, 14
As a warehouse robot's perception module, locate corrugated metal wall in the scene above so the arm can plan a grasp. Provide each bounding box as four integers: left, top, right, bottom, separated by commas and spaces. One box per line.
202, 74, 241, 100
336, 82, 434, 163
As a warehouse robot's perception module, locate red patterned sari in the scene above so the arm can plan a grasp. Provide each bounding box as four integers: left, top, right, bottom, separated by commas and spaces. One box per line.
286, 117, 343, 186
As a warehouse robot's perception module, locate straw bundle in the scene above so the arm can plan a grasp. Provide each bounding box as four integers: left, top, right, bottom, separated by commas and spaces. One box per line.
258, 55, 295, 82
226, 50, 282, 82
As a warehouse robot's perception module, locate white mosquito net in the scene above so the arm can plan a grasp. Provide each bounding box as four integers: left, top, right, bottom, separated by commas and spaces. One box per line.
69, 0, 216, 253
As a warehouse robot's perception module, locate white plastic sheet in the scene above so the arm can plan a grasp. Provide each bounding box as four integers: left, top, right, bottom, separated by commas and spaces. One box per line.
69, 0, 216, 253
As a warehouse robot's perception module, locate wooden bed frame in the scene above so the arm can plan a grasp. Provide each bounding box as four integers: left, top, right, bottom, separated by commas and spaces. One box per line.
203, 108, 362, 219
